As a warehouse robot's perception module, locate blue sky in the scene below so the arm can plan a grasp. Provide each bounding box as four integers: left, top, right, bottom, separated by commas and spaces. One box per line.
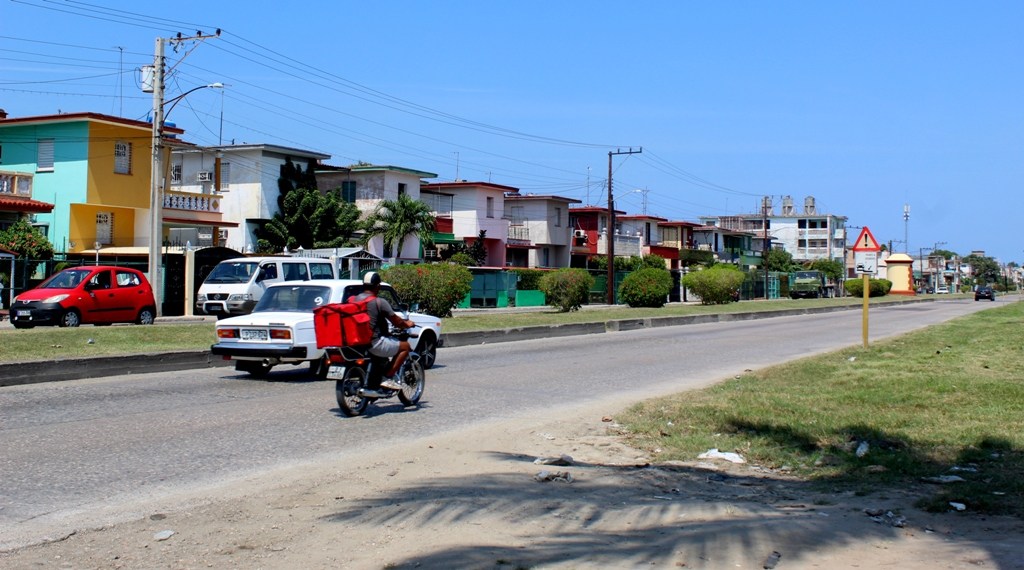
3, 1, 1021, 263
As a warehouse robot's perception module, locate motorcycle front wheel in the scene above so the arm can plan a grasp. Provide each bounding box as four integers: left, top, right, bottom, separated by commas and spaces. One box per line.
336, 366, 369, 417
398, 357, 425, 407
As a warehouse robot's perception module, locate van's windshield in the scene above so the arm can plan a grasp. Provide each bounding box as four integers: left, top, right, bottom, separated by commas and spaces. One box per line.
204, 261, 259, 284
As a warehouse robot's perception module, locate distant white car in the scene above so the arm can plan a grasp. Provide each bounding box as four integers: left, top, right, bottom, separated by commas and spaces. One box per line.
210, 279, 442, 377
935, 286, 950, 294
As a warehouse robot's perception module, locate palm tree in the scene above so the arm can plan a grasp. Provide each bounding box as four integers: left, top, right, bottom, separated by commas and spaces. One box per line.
362, 194, 436, 259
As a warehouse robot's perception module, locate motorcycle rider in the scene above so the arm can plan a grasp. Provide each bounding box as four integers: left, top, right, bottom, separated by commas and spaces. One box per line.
354, 271, 416, 391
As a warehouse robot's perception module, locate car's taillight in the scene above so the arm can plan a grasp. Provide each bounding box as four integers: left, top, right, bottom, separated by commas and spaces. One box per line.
217, 328, 239, 339
269, 328, 292, 340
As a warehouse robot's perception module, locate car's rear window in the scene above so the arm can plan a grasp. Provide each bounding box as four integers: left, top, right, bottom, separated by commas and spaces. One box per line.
254, 285, 332, 312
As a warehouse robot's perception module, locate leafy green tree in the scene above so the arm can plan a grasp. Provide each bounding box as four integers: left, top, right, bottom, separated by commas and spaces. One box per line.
932, 249, 959, 260
618, 267, 673, 308
0, 219, 55, 280
362, 194, 436, 259
466, 230, 488, 265
592, 255, 665, 272
808, 258, 844, 281
256, 188, 361, 253
381, 263, 472, 318
448, 252, 476, 266
682, 264, 745, 305
540, 268, 594, 312
0, 219, 54, 259
276, 158, 318, 212
763, 248, 800, 272
963, 254, 1000, 284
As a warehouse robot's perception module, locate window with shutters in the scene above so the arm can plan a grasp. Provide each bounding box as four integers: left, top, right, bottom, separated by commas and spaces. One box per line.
37, 138, 55, 172
114, 141, 131, 174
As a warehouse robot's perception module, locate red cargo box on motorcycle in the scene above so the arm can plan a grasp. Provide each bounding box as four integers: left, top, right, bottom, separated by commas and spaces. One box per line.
313, 299, 374, 348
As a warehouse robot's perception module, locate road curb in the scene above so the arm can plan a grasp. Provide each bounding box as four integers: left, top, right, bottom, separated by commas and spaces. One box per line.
0, 351, 232, 387
0, 299, 934, 387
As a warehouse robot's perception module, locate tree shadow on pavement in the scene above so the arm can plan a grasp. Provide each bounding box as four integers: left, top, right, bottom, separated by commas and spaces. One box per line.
318, 421, 1023, 569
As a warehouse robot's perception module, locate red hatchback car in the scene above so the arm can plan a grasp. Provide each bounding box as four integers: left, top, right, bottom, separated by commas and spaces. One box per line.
10, 266, 156, 328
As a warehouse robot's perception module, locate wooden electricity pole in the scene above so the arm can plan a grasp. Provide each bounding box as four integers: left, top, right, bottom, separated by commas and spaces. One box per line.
606, 147, 642, 304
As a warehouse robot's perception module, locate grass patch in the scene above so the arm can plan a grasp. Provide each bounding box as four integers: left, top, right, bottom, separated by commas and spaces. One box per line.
441, 295, 923, 333
0, 324, 214, 362
618, 301, 1024, 516
0, 295, 945, 362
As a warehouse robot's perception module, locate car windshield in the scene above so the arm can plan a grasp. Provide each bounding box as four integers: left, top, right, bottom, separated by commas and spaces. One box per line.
794, 272, 818, 279
204, 261, 258, 284
39, 269, 91, 289
253, 285, 332, 312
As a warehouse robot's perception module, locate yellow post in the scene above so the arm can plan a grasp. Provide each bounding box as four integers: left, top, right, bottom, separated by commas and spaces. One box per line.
861, 273, 870, 348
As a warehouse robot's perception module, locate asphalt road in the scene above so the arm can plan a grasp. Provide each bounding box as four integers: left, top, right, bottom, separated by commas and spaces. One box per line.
0, 297, 999, 549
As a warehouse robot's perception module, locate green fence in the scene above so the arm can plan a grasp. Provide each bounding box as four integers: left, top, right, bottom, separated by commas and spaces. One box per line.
458, 269, 517, 308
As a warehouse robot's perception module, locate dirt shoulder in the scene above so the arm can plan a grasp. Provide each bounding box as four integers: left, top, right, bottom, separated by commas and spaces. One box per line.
3, 403, 1022, 569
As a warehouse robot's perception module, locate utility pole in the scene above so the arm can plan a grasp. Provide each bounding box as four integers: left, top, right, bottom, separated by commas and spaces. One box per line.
933, 241, 947, 291
148, 35, 166, 316
762, 196, 770, 299
606, 147, 641, 304
147, 30, 220, 316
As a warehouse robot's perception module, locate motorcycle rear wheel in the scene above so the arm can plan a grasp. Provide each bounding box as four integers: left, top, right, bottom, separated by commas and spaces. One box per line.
398, 357, 425, 407
336, 366, 369, 417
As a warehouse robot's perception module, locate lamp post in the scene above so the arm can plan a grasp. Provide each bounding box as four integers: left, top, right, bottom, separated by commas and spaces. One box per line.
146, 31, 220, 317
147, 61, 223, 316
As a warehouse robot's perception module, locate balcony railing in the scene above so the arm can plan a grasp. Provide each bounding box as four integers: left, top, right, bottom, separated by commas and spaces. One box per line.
508, 224, 530, 242
0, 171, 33, 197
163, 190, 222, 213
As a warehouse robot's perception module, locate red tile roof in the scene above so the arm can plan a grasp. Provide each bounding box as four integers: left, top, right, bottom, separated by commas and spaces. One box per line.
0, 196, 54, 213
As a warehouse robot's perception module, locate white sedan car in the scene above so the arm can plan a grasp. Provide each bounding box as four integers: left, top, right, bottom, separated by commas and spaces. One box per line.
210, 279, 442, 377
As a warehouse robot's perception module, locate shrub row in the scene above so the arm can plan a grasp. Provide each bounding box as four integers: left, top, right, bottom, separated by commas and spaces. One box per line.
381, 263, 473, 318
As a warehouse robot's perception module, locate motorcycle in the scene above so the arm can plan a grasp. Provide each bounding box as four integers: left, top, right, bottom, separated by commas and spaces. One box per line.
323, 329, 425, 417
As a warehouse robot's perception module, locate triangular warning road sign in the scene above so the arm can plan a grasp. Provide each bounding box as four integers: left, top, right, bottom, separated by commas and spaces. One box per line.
852, 226, 881, 252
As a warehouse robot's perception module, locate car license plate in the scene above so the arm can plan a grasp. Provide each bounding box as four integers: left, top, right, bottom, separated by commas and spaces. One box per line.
240, 329, 268, 341
16, 310, 31, 317
326, 365, 346, 380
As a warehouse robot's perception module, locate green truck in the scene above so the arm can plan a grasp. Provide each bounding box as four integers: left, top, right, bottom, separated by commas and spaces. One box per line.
789, 270, 826, 299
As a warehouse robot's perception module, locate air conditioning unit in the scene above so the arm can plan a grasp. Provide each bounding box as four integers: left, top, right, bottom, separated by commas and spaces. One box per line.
573, 229, 587, 238
196, 171, 214, 182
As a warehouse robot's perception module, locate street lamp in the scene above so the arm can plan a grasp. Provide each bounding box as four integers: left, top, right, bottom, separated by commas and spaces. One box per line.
148, 80, 223, 316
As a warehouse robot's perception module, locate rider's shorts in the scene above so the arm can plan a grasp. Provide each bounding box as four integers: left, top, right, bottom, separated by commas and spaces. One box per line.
369, 336, 400, 358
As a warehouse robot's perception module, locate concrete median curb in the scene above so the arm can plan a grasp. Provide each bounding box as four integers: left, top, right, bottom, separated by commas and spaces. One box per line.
0, 299, 933, 386
0, 351, 232, 387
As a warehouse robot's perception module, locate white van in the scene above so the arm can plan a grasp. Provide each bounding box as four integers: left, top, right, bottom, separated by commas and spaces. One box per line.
196, 256, 336, 316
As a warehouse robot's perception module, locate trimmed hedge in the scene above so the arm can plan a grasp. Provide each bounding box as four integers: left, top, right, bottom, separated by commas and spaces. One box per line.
618, 268, 673, 308
511, 268, 545, 291
844, 278, 892, 298
540, 268, 594, 312
682, 264, 745, 305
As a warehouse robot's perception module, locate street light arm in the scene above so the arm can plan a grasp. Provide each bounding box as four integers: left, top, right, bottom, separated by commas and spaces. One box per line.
163, 83, 224, 118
